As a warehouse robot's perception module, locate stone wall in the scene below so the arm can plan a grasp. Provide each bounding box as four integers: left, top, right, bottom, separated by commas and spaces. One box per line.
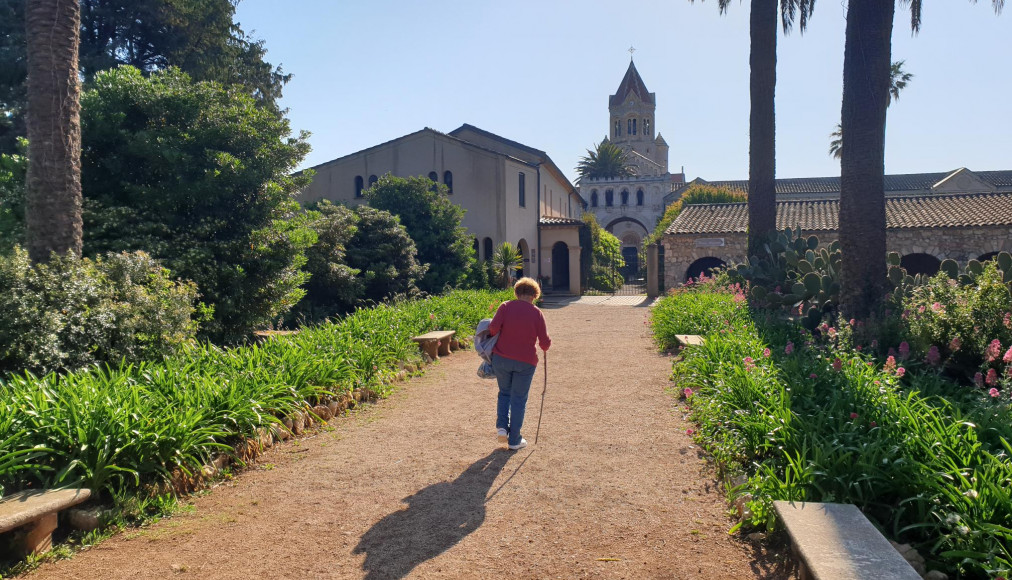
663, 225, 1012, 287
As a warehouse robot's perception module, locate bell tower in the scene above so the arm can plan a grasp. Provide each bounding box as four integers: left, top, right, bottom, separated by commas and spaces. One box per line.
608, 58, 665, 173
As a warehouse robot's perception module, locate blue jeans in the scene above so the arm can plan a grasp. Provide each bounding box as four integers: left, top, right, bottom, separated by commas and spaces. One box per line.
492, 353, 536, 446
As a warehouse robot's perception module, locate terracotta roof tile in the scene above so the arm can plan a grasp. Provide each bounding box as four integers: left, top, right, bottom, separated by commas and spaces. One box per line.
675, 170, 1012, 198
666, 192, 1012, 235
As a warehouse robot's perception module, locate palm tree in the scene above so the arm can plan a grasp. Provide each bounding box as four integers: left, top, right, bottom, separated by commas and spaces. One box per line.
837, 0, 1003, 319
691, 0, 814, 257
576, 139, 636, 180
24, 0, 83, 262
829, 61, 913, 159
491, 242, 523, 288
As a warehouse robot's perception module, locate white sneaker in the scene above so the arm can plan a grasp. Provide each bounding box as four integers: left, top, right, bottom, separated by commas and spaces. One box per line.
508, 438, 528, 450
497, 428, 508, 444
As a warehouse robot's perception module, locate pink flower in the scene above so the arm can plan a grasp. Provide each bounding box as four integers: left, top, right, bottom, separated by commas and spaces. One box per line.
949, 337, 961, 352
784, 341, 794, 355
856, 345, 863, 352
763, 348, 771, 358
974, 372, 985, 387
1003, 346, 1012, 364
986, 368, 999, 386
849, 412, 859, 420
901, 309, 910, 320
926, 346, 941, 367
896, 367, 906, 378
918, 305, 926, 314
870, 421, 877, 427
932, 302, 942, 311
1005, 313, 1012, 329
884, 356, 897, 373
683, 388, 694, 399
987, 339, 1003, 362
898, 342, 910, 360
809, 373, 818, 379
819, 323, 829, 333
832, 358, 843, 372
686, 428, 695, 435
848, 319, 856, 326
989, 387, 1001, 398
827, 327, 837, 339
429, 313, 436, 320
743, 356, 755, 371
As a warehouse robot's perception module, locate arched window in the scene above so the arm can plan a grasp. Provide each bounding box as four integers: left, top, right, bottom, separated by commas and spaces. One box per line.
590, 190, 598, 207
627, 119, 632, 134
368, 175, 377, 186
443, 170, 453, 193
428, 171, 438, 182
605, 189, 614, 207
472, 237, 480, 256
644, 119, 650, 136
354, 176, 364, 197
483, 238, 493, 261
620, 190, 629, 206
632, 118, 637, 135
614, 120, 620, 137
636, 189, 644, 206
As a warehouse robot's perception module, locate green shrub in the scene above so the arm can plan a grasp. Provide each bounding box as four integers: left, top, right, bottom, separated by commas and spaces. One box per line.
647, 184, 745, 245
81, 67, 314, 343
582, 213, 624, 291
0, 139, 26, 255
365, 174, 475, 293
0, 248, 202, 376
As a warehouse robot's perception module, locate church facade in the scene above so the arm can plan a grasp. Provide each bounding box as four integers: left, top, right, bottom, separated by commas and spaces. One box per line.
579, 61, 685, 278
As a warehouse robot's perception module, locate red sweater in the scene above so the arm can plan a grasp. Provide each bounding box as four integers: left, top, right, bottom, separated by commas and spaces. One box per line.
489, 299, 551, 366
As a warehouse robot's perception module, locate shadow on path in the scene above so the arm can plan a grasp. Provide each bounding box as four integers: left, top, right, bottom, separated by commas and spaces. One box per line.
353, 449, 512, 579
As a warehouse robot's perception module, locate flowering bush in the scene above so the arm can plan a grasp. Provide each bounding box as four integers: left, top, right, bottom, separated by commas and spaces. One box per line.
896, 262, 1012, 384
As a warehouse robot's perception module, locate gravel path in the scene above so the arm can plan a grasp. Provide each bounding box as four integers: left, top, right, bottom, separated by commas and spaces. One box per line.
29, 302, 795, 579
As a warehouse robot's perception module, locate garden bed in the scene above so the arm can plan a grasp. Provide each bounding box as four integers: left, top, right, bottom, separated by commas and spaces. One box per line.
651, 283, 1012, 579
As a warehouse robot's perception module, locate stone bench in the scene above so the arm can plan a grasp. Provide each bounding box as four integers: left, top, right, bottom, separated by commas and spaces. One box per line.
674, 334, 706, 347
410, 330, 456, 360
0, 488, 92, 556
773, 501, 921, 580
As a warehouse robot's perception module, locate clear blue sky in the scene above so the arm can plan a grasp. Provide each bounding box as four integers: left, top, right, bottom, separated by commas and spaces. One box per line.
235, 0, 1009, 185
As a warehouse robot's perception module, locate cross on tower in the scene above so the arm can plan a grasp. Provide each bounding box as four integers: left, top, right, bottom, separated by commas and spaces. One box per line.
628, 46, 636, 61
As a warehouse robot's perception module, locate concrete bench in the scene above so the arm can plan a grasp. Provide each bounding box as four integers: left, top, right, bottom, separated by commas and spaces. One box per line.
411, 330, 456, 360
0, 488, 92, 556
674, 334, 706, 347
773, 501, 921, 580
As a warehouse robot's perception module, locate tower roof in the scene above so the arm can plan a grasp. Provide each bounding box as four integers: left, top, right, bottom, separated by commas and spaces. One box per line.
610, 61, 655, 108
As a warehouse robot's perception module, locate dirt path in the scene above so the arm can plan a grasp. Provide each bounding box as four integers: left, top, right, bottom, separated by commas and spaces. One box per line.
29, 302, 795, 579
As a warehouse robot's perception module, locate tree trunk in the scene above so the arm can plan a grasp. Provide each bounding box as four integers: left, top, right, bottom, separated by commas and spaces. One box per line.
25, 0, 83, 263
747, 0, 778, 258
839, 0, 894, 319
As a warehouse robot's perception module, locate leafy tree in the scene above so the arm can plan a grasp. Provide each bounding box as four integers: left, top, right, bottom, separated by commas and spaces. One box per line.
80, 66, 313, 342
490, 242, 523, 288
292, 200, 362, 322
365, 174, 475, 294
25, 0, 84, 263
829, 61, 913, 159
689, 0, 814, 258
1, 0, 290, 156
0, 138, 27, 254
838, 0, 1003, 319
581, 213, 625, 292
647, 184, 745, 244
345, 206, 426, 304
576, 139, 636, 180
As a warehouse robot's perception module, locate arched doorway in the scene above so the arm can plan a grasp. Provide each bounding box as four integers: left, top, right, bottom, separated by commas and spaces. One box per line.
552, 242, 570, 291
901, 253, 941, 276
979, 251, 1000, 262
685, 257, 727, 282
516, 239, 530, 279
620, 234, 640, 282
483, 237, 493, 261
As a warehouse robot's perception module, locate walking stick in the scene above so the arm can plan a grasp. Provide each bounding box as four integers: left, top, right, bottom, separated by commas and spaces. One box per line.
535, 350, 547, 444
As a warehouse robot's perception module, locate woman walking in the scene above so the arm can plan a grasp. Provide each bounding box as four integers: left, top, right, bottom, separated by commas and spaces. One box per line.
489, 277, 551, 450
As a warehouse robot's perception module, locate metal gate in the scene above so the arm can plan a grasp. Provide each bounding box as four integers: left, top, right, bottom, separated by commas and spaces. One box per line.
585, 246, 647, 296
